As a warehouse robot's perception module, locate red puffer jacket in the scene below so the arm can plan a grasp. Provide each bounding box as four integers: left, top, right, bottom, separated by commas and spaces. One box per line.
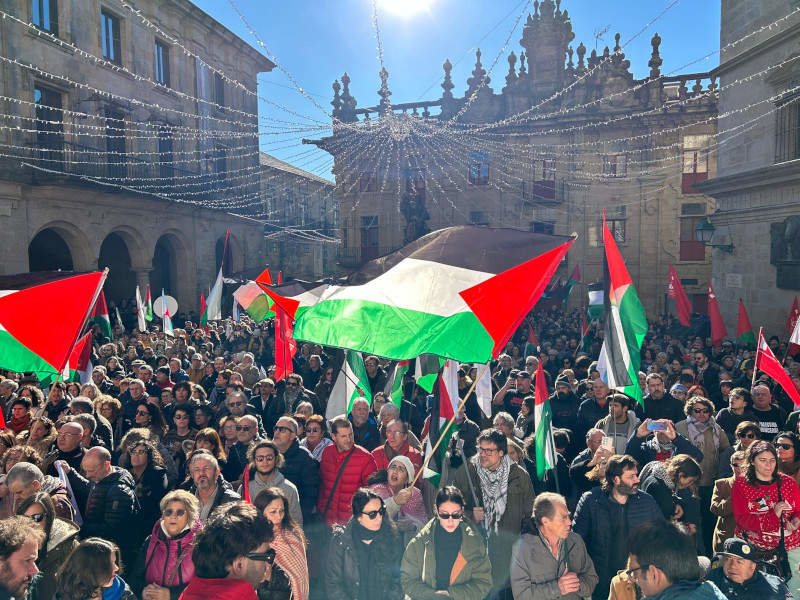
144, 518, 202, 592
317, 444, 378, 526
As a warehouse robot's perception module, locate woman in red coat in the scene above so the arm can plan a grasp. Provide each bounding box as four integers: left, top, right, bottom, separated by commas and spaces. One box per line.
732, 440, 800, 590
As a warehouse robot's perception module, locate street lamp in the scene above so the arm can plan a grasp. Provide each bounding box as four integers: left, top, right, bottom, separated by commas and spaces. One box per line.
695, 217, 734, 253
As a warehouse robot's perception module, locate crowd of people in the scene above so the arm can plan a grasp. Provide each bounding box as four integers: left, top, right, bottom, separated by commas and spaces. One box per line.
0, 306, 798, 600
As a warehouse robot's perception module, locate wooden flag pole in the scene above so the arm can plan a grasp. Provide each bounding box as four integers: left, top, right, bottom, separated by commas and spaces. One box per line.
410, 361, 491, 488
752, 327, 763, 389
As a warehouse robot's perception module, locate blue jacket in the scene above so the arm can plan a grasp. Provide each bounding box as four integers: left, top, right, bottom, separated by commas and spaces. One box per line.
705, 565, 790, 600
647, 580, 728, 600
624, 432, 703, 465
573, 486, 664, 599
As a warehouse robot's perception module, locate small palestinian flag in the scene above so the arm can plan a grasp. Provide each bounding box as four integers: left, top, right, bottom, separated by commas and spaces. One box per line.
90, 291, 113, 339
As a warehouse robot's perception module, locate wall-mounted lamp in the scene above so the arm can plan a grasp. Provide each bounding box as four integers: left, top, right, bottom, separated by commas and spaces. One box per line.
695, 217, 734, 253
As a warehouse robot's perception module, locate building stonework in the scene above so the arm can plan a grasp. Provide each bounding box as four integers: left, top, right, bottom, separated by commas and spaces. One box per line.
697, 0, 800, 336
310, 0, 718, 317
0, 0, 273, 313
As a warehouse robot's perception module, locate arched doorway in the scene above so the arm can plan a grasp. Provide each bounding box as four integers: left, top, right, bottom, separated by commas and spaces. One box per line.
98, 233, 135, 305
28, 229, 74, 271
151, 236, 176, 297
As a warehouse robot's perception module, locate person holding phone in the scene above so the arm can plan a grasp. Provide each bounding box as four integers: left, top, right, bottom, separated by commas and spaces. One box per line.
624, 418, 703, 465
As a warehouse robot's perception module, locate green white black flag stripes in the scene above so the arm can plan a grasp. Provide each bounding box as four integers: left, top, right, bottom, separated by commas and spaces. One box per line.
325, 351, 372, 420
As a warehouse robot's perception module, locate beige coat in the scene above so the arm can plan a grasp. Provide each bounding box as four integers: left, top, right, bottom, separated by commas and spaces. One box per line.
675, 419, 730, 486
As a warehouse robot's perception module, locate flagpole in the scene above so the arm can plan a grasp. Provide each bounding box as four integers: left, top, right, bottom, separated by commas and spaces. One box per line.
411, 361, 491, 488
752, 327, 763, 389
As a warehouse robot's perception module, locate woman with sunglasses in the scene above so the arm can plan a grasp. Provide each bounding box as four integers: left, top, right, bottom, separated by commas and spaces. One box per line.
775, 431, 800, 488
129, 490, 202, 600
719, 421, 761, 478
127, 440, 169, 531
326, 488, 403, 600
254, 487, 308, 600
313, 367, 335, 409
710, 449, 747, 553
134, 400, 169, 443
16, 492, 79, 600
732, 441, 800, 588
401, 486, 492, 600
299, 415, 333, 462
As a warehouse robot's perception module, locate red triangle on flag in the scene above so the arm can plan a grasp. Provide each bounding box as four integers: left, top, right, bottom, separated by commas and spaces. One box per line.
256, 282, 301, 319
256, 268, 273, 287
460, 239, 574, 358
0, 272, 104, 373
70, 332, 93, 372
90, 290, 108, 319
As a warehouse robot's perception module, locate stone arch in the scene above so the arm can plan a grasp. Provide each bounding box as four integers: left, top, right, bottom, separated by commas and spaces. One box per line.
29, 221, 93, 271
104, 225, 150, 271
151, 229, 194, 315
215, 232, 244, 276
98, 232, 136, 306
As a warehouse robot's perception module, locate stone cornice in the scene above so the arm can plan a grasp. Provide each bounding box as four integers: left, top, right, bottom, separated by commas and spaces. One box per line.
694, 159, 800, 196
717, 19, 800, 77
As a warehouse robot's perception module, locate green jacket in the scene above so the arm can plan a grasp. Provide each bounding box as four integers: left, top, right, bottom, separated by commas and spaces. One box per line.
401, 519, 492, 600
452, 459, 534, 592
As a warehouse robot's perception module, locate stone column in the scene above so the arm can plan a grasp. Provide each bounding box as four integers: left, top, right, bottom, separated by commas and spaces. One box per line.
133, 269, 152, 296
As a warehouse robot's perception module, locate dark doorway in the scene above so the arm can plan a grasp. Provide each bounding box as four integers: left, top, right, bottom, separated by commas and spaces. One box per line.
98, 232, 134, 304
28, 229, 73, 271
215, 237, 233, 276
151, 236, 176, 297
360, 216, 379, 262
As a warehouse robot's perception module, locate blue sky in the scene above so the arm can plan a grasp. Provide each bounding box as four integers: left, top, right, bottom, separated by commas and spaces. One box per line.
190, 0, 721, 180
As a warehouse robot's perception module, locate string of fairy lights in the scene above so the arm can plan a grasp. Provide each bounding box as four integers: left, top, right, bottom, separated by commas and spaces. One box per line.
2, 1, 799, 245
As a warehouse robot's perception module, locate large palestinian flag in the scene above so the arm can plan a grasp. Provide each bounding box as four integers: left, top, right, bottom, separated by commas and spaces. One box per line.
0, 272, 106, 377
233, 279, 328, 323
597, 215, 648, 405
266, 227, 573, 363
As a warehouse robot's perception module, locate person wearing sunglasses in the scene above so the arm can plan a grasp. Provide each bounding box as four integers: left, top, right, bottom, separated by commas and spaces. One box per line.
401, 486, 491, 600
239, 441, 302, 526
129, 490, 202, 600
710, 450, 747, 554
775, 431, 800, 489
719, 421, 761, 478
15, 492, 79, 600
325, 488, 403, 600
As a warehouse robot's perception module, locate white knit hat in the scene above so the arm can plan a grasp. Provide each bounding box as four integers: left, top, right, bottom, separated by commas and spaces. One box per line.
388, 455, 415, 483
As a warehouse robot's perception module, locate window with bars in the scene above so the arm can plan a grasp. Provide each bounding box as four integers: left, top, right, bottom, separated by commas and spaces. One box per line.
214, 73, 225, 108
157, 129, 173, 183
522, 159, 556, 202
776, 95, 800, 163
679, 203, 706, 261
32, 0, 58, 35
105, 109, 126, 179
607, 219, 626, 243
154, 40, 170, 87
470, 211, 488, 225
101, 10, 121, 65
469, 150, 489, 185
34, 85, 63, 164
682, 135, 709, 193
602, 154, 627, 177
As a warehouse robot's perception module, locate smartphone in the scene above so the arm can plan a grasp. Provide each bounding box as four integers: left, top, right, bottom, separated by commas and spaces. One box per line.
647, 421, 667, 431
601, 436, 614, 451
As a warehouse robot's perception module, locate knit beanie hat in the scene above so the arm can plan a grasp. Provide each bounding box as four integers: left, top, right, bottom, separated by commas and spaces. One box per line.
388, 455, 415, 483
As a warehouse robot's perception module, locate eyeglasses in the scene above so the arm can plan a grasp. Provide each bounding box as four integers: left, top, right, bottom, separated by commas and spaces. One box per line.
228, 402, 245, 408
25, 512, 46, 523
285, 382, 298, 388
692, 408, 711, 415
129, 449, 148, 456
163, 508, 186, 518
437, 512, 463, 521
236, 426, 252, 432
361, 506, 386, 520
136, 410, 150, 417
776, 443, 794, 451
737, 432, 757, 439
731, 463, 745, 470
306, 427, 321, 434
625, 565, 650, 581
274, 426, 295, 434
478, 447, 499, 454
175, 414, 189, 420
254, 454, 276, 462
246, 549, 276, 564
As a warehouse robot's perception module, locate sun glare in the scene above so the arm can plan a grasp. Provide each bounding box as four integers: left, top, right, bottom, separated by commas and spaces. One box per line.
377, 0, 434, 17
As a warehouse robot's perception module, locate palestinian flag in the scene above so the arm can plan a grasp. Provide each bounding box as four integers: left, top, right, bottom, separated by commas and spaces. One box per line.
415, 354, 444, 393
271, 227, 573, 363
90, 291, 112, 339
597, 214, 648, 405
384, 360, 410, 406
0, 272, 105, 378
145, 284, 153, 322
524, 323, 539, 357
325, 350, 373, 420
199, 293, 209, 334
423, 360, 460, 487
533, 359, 554, 479
235, 279, 328, 324
40, 331, 94, 387
273, 302, 297, 383
736, 300, 755, 348
563, 264, 580, 305
581, 311, 592, 353
587, 282, 604, 321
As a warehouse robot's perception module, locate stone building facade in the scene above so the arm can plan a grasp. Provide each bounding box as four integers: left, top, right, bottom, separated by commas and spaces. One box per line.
0, 0, 273, 313
309, 0, 718, 317
260, 152, 340, 281
697, 0, 800, 337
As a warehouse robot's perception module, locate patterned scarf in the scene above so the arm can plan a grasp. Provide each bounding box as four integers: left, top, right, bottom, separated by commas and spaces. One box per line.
645, 435, 676, 461
472, 454, 512, 533
686, 415, 720, 451
271, 527, 309, 600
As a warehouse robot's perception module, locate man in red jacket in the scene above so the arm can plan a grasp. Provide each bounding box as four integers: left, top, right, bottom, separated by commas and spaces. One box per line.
316, 414, 378, 526
372, 419, 423, 473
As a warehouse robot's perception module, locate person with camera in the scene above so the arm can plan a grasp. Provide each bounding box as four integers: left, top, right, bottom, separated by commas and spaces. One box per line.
625, 418, 703, 465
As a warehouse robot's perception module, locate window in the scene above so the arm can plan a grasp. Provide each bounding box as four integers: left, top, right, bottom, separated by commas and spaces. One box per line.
105, 109, 126, 178
154, 40, 170, 87
602, 154, 627, 178
607, 219, 626, 243
214, 73, 225, 107
530, 221, 555, 235
469, 150, 489, 185
214, 146, 227, 187
34, 85, 63, 164
775, 94, 800, 163
523, 159, 556, 202
470, 211, 488, 226
32, 0, 58, 35
157, 129, 173, 183
682, 134, 709, 193
101, 10, 121, 64
358, 172, 377, 192
679, 202, 706, 261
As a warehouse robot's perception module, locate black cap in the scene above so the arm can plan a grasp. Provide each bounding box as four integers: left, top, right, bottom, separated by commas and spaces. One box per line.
509, 369, 521, 379
717, 537, 755, 561
517, 371, 531, 380
555, 374, 570, 387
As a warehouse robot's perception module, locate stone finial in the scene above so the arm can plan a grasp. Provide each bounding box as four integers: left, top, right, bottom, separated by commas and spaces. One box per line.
505, 51, 518, 89
614, 32, 621, 53
377, 66, 392, 113
441, 58, 454, 100
534, 0, 539, 16
339, 72, 357, 121
566, 45, 574, 73
576, 42, 586, 71
519, 51, 527, 75
466, 48, 490, 95
331, 79, 342, 114
648, 32, 662, 78
708, 75, 718, 92
693, 78, 703, 94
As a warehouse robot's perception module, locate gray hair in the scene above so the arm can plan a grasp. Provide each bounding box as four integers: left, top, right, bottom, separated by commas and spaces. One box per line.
585, 427, 604, 440
188, 449, 219, 471
379, 403, 400, 419
493, 411, 515, 429
533, 492, 567, 525
0, 380, 19, 392
351, 397, 370, 410
5, 463, 44, 487
71, 413, 96, 437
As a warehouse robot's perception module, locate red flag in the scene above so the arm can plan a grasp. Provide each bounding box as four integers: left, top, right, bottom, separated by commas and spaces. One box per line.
756, 328, 800, 409
668, 264, 692, 327
256, 268, 273, 287
273, 304, 297, 383
278, 271, 283, 285
787, 296, 800, 334
200, 293, 209, 334
707, 283, 727, 346
736, 299, 755, 347
527, 323, 539, 346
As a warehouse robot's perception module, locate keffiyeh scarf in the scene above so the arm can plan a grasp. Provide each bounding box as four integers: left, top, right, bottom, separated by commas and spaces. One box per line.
686, 415, 721, 451
473, 453, 512, 533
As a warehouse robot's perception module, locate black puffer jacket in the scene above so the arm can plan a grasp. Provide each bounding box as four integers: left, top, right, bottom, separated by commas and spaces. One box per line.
279, 439, 320, 522
325, 520, 404, 600
257, 563, 292, 600
181, 474, 240, 520
68, 466, 142, 559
